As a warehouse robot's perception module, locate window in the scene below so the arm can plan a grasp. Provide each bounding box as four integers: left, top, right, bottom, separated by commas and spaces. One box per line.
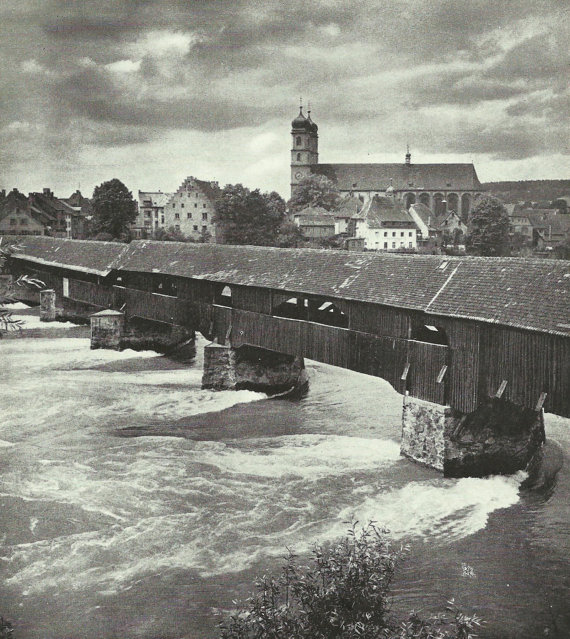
392, 242, 396, 248
297, 153, 301, 161
181, 203, 184, 208
409, 231, 413, 237
187, 212, 192, 219
401, 231, 404, 237
392, 231, 396, 237
175, 224, 180, 230
10, 218, 16, 225
203, 203, 206, 208
384, 242, 388, 249
193, 225, 198, 231
174, 213, 180, 219
20, 218, 28, 225
161, 216, 164, 223
172, 203, 176, 208
202, 225, 208, 233
409, 242, 413, 248
384, 231, 387, 237
202, 212, 208, 220
145, 211, 151, 218
296, 136, 301, 146
194, 203, 197, 208
63, 278, 69, 298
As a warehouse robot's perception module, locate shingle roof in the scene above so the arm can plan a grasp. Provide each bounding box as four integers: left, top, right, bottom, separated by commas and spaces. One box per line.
359, 196, 416, 227
6, 235, 128, 276
138, 191, 172, 208
409, 202, 435, 227
6, 237, 569, 336
312, 163, 482, 192
117, 240, 569, 336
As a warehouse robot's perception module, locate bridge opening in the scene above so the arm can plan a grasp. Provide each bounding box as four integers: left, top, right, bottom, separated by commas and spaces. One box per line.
152, 276, 177, 297
215, 285, 232, 307
411, 323, 448, 345
273, 296, 348, 328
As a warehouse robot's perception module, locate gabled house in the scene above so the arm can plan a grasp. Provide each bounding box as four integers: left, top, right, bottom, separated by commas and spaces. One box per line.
293, 206, 336, 243
0, 189, 53, 236
133, 190, 173, 238
349, 194, 418, 251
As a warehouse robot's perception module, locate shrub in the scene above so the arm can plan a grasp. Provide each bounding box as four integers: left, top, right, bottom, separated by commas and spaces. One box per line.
219, 522, 483, 639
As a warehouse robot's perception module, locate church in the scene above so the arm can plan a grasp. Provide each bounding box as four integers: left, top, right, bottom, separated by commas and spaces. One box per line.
290, 106, 484, 220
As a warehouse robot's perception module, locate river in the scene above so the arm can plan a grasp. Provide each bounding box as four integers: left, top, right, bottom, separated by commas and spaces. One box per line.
0, 318, 568, 638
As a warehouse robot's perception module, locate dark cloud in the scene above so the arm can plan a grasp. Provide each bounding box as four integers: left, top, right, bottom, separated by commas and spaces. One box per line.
0, 0, 568, 191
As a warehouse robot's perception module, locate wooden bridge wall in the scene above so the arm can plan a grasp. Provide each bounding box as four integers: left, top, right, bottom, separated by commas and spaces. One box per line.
7, 260, 569, 417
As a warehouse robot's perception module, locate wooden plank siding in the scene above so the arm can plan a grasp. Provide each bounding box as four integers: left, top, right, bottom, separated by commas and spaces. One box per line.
68, 279, 114, 308
348, 301, 411, 338
407, 341, 448, 405
232, 285, 272, 315
212, 307, 408, 394
478, 325, 554, 413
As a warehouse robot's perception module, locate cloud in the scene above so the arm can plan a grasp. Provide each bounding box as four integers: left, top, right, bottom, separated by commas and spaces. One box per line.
0, 0, 568, 196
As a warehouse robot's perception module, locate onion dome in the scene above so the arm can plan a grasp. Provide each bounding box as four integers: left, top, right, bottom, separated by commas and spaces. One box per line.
291, 107, 312, 131
307, 110, 318, 133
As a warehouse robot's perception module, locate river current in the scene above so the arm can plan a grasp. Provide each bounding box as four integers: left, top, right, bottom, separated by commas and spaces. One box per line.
0, 319, 568, 638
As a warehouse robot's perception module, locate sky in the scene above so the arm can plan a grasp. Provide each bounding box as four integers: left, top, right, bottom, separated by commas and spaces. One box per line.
0, 0, 568, 200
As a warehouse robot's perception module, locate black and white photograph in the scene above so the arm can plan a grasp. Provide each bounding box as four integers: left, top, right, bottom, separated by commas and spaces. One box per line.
0, 1, 569, 637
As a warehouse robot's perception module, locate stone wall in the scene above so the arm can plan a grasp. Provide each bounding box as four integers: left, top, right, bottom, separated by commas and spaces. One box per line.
202, 343, 307, 394
401, 395, 459, 471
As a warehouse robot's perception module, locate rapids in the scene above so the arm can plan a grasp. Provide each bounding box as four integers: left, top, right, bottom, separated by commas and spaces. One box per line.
0, 327, 568, 638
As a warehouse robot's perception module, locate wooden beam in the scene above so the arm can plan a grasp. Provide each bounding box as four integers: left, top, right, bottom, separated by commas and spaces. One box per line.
401, 362, 410, 381
535, 392, 547, 412
495, 379, 508, 399
436, 365, 448, 383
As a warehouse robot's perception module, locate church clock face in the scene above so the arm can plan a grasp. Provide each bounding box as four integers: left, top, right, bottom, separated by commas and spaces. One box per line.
294, 171, 303, 180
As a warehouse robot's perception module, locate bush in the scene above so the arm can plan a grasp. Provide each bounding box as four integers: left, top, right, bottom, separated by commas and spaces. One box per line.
0, 617, 13, 639
219, 522, 482, 639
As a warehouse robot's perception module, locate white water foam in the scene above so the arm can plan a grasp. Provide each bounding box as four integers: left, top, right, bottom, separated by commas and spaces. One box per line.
2, 302, 30, 309
10, 314, 80, 329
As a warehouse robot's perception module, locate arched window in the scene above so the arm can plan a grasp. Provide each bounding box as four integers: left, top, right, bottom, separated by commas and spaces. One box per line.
296, 136, 302, 146
296, 153, 301, 162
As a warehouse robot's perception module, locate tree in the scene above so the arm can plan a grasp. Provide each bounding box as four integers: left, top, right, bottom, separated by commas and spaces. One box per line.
275, 221, 307, 248
214, 184, 286, 246
467, 196, 512, 257
151, 226, 193, 242
220, 522, 483, 639
0, 239, 43, 336
91, 178, 137, 240
288, 174, 341, 213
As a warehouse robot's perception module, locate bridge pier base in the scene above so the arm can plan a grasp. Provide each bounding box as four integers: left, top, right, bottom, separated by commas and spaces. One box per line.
202, 342, 307, 394
40, 289, 57, 322
401, 395, 545, 477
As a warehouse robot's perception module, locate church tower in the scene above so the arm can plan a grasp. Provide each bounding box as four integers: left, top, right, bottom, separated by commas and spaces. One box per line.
290, 103, 318, 197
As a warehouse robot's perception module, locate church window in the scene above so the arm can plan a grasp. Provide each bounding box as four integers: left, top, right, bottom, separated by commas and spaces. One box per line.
296, 136, 301, 146
297, 153, 301, 161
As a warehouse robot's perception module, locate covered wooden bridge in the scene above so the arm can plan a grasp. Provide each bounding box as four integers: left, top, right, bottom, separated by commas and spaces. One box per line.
6, 236, 569, 421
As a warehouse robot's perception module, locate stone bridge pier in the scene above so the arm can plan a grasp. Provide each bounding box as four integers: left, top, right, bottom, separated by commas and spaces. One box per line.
401, 394, 545, 477
202, 342, 307, 395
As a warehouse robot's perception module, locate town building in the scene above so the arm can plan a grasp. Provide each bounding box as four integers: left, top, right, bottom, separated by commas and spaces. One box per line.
290, 107, 484, 220
349, 194, 417, 251
162, 176, 220, 242
0, 188, 89, 238
293, 206, 336, 243
133, 191, 173, 238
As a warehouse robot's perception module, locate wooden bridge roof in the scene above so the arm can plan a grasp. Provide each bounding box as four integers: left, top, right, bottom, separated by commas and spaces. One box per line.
118, 241, 569, 337
7, 236, 569, 337
4, 235, 126, 276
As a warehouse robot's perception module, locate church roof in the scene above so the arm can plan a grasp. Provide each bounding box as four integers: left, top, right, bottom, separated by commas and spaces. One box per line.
311, 163, 482, 192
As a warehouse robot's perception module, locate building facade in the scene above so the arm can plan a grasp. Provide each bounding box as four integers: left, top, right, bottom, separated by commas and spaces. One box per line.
162, 176, 220, 242
134, 191, 173, 238
291, 107, 484, 220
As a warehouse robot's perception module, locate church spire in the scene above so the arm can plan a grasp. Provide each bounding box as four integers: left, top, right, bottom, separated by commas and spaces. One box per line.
405, 144, 411, 165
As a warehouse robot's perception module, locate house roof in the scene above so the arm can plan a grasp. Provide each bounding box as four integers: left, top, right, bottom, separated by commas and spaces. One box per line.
528, 213, 570, 236
295, 215, 336, 227
311, 163, 482, 192
294, 206, 330, 218
358, 196, 416, 227
334, 196, 362, 218
409, 202, 435, 227
6, 236, 569, 336
138, 191, 172, 208
6, 235, 128, 276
